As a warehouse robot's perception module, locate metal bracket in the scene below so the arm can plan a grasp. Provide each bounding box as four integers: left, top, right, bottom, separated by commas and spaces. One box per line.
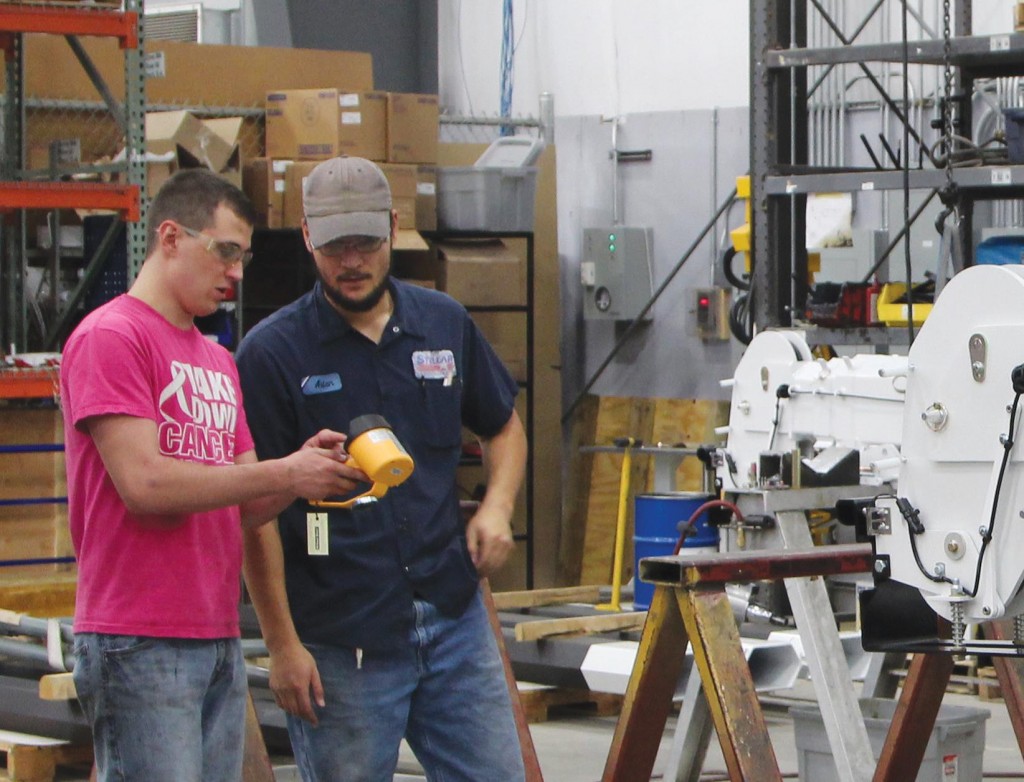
969, 333, 986, 382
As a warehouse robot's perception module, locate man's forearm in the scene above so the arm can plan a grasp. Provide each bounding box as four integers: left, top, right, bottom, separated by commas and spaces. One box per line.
243, 521, 302, 653
479, 411, 527, 514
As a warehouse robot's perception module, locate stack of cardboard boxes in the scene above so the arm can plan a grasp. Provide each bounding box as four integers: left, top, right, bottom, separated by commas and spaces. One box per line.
246, 88, 439, 234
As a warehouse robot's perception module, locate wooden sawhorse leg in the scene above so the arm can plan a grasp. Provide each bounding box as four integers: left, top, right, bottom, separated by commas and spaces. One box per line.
872, 653, 954, 782
984, 620, 1024, 759
601, 584, 783, 782
482, 578, 545, 782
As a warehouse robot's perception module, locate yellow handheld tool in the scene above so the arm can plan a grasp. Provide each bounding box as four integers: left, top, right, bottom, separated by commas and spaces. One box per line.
312, 414, 414, 509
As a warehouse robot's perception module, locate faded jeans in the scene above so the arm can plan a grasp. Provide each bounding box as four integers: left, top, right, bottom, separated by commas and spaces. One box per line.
72, 633, 247, 782
289, 591, 526, 782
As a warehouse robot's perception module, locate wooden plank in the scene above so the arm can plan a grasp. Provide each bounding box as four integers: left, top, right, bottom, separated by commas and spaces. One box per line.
0, 574, 76, 617
514, 611, 647, 642
517, 685, 623, 723
38, 674, 75, 702
0, 730, 92, 782
491, 586, 601, 611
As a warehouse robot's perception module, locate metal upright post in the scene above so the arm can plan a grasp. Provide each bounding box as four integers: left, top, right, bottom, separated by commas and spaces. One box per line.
751, 0, 807, 329
124, 0, 147, 280
2, 32, 25, 352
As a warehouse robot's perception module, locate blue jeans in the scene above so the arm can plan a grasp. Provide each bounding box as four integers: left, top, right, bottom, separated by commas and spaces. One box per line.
289, 591, 526, 782
72, 634, 247, 782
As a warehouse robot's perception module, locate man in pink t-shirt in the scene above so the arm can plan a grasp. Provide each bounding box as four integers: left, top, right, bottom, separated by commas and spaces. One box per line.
60, 170, 367, 782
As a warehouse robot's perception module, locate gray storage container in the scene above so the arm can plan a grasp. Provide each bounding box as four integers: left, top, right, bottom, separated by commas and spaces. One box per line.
437, 136, 543, 232
436, 166, 538, 232
790, 698, 989, 782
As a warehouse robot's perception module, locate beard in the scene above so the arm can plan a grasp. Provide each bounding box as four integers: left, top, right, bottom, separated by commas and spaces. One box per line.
318, 262, 391, 314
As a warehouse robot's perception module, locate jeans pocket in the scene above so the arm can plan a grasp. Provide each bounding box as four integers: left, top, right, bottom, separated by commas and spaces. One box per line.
98, 635, 154, 659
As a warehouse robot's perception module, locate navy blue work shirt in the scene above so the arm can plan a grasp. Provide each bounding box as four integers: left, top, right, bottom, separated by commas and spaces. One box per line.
235, 278, 519, 651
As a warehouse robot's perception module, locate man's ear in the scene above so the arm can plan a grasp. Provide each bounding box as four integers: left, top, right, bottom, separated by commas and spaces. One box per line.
301, 220, 315, 253
157, 220, 180, 254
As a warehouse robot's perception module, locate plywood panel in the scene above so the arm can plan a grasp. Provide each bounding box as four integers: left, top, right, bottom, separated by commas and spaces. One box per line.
645, 398, 730, 493
563, 396, 730, 590
577, 397, 655, 586
0, 406, 74, 591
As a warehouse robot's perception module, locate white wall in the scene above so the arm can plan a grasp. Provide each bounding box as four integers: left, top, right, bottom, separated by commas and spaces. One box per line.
439, 0, 1016, 119
438, 0, 751, 118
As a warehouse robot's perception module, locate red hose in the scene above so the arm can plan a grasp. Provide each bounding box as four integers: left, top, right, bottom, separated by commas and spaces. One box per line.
672, 499, 743, 555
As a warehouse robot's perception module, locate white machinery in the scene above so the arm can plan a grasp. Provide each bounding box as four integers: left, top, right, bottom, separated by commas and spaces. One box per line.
714, 264, 1024, 653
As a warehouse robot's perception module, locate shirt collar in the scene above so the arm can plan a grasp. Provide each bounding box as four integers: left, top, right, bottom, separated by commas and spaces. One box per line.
311, 278, 427, 343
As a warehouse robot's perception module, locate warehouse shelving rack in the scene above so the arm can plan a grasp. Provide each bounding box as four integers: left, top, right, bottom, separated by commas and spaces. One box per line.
749, 0, 1024, 340
0, 0, 145, 354
425, 228, 537, 590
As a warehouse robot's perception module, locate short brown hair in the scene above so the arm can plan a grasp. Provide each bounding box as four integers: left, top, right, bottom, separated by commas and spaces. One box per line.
146, 169, 258, 255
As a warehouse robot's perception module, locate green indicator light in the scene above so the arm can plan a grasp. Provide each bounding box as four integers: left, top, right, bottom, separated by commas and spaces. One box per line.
609, 244, 616, 253
609, 233, 617, 242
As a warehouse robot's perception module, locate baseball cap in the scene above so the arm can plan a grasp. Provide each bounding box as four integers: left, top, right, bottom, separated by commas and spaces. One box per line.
303, 156, 392, 248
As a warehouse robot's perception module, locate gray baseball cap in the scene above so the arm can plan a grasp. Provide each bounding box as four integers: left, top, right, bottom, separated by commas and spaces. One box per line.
302, 156, 392, 248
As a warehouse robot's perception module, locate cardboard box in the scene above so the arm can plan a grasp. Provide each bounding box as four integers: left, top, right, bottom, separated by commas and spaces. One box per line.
27, 37, 373, 108
145, 110, 235, 173
416, 166, 437, 231
243, 158, 293, 229
436, 239, 525, 307
266, 90, 339, 160
380, 163, 418, 229
145, 156, 175, 198
282, 161, 320, 228
337, 91, 387, 161
387, 93, 439, 164
203, 116, 245, 186
470, 310, 527, 382
266, 89, 388, 161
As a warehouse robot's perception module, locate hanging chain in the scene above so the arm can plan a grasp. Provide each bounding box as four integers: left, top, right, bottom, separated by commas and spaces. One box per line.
935, 0, 959, 234
941, 0, 954, 191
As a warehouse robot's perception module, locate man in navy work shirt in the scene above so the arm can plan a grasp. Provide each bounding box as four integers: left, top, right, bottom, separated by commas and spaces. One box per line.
236, 156, 528, 782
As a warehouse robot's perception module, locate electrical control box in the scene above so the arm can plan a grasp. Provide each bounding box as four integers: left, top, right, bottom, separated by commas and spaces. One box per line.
695, 286, 731, 341
581, 226, 654, 321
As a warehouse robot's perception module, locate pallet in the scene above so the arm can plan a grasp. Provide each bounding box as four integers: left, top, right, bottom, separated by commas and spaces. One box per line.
517, 684, 623, 723
0, 730, 92, 782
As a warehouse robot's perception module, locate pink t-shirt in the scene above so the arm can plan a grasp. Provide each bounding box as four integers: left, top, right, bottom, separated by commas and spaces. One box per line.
60, 295, 255, 638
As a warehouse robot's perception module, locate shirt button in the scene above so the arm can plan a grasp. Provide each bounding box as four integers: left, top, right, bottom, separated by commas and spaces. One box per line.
392, 326, 400, 333
404, 566, 411, 573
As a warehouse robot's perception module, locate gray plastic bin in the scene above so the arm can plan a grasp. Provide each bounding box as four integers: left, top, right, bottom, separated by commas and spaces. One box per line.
790, 698, 989, 782
436, 166, 538, 232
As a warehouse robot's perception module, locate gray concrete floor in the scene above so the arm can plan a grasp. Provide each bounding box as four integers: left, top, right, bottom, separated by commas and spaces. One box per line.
264, 679, 1022, 781
55, 679, 1024, 781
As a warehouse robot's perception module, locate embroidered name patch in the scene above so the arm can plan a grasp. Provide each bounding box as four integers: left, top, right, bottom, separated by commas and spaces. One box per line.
301, 373, 342, 395
412, 350, 456, 380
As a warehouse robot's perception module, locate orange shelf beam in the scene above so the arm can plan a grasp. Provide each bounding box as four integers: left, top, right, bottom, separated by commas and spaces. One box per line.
0, 369, 59, 400
0, 181, 139, 220
0, 4, 137, 47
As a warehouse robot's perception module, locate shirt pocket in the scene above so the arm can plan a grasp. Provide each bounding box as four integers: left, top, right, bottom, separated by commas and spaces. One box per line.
422, 379, 463, 448
300, 391, 349, 433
